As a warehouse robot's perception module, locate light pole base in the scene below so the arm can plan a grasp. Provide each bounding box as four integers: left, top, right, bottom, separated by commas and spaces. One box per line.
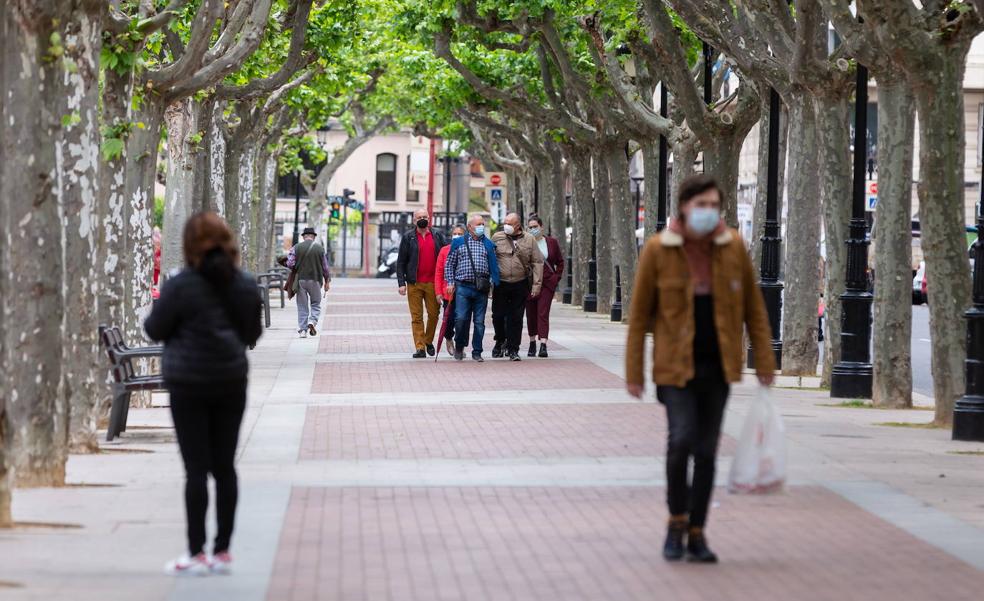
747, 342, 783, 371
830, 362, 873, 399
583, 294, 598, 313
953, 395, 984, 441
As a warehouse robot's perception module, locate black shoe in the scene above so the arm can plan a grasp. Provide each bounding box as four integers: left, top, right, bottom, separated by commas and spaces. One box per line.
307, 323, 317, 336
412, 349, 426, 358
663, 521, 686, 561
528, 341, 537, 357
686, 528, 718, 563
426, 344, 435, 357
454, 350, 464, 361
472, 354, 484, 362
508, 351, 521, 362
538, 343, 548, 358
491, 343, 503, 358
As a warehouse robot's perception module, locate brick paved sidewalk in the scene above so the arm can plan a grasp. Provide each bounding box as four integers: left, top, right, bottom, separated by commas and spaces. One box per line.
3, 277, 984, 601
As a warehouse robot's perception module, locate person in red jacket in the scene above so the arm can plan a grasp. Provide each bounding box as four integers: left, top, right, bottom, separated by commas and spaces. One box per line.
525, 214, 564, 357
435, 224, 465, 356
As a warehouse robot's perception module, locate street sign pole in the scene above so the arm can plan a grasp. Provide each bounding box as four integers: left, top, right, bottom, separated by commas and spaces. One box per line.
363, 180, 370, 276
341, 201, 348, 278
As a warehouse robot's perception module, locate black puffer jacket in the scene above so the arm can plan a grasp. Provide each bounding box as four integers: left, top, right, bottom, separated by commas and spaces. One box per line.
144, 269, 263, 386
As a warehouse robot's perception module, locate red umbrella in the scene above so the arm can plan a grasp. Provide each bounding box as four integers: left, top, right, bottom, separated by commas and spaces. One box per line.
434, 289, 456, 361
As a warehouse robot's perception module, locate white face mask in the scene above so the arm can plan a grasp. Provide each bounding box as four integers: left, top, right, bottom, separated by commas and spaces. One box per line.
529, 227, 541, 237
503, 224, 515, 235
687, 207, 720, 236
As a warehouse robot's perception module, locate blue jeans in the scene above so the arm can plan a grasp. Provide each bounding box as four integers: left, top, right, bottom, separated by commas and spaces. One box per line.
453, 282, 488, 356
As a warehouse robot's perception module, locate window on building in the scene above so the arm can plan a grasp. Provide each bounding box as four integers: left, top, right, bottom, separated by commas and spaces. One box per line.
376, 153, 397, 201
406, 154, 420, 203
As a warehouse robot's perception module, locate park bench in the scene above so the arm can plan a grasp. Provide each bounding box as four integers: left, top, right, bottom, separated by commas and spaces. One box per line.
99, 325, 165, 442
255, 270, 287, 328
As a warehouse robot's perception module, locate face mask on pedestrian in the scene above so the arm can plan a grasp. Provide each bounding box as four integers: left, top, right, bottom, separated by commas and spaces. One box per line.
686, 207, 720, 236
503, 224, 515, 235
529, 227, 541, 237
416, 218, 428, 228
452, 233, 463, 240
474, 225, 485, 237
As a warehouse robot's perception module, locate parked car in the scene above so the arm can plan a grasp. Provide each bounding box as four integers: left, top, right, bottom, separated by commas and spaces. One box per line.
376, 246, 399, 278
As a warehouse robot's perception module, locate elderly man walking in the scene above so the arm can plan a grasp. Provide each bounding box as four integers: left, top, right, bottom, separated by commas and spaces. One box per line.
491, 213, 543, 361
396, 209, 447, 358
287, 227, 331, 338
444, 215, 500, 361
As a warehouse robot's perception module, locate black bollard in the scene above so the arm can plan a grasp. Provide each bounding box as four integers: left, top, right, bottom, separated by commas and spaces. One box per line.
611, 265, 623, 322
583, 203, 598, 313
953, 180, 984, 440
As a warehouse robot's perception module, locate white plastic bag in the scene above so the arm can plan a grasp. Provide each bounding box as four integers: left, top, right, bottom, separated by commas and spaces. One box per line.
727, 387, 787, 494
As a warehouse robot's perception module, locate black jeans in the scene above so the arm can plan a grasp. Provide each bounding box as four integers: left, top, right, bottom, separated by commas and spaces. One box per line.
169, 381, 247, 556
492, 279, 530, 353
442, 297, 456, 342
656, 365, 729, 528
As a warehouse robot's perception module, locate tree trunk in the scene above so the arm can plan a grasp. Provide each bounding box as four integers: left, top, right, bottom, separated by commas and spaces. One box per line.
248, 146, 265, 273
163, 98, 200, 276
97, 68, 131, 330
207, 102, 226, 215
669, 139, 698, 218
642, 139, 660, 238
568, 146, 593, 306
914, 58, 974, 425
592, 151, 613, 314
1, 7, 67, 486
191, 97, 216, 214
815, 93, 852, 386
605, 145, 637, 315
547, 144, 566, 241
0, 2, 11, 525
257, 150, 279, 271
224, 132, 257, 261
59, 8, 102, 453
519, 166, 535, 220
704, 128, 753, 228
871, 75, 915, 408
750, 102, 788, 272
780, 96, 822, 375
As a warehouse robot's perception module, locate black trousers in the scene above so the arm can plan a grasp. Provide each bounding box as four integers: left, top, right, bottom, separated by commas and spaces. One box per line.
656, 365, 729, 528
442, 297, 456, 342
169, 381, 247, 556
492, 279, 530, 353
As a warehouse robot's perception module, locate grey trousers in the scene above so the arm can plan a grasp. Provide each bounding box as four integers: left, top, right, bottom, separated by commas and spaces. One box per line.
296, 279, 322, 331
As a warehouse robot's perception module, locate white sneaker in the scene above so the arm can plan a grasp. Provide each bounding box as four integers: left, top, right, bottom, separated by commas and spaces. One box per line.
209, 551, 232, 575
298, 329, 308, 338
164, 553, 211, 576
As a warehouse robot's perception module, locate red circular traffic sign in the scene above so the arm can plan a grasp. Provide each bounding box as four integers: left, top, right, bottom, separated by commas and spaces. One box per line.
869, 182, 877, 195
490, 174, 502, 185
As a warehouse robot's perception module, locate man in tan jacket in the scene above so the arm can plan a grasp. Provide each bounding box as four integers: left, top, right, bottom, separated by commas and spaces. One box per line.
625, 175, 775, 564
491, 213, 543, 361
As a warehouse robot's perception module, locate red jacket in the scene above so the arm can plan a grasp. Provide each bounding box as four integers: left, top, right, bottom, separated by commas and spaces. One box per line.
540, 236, 565, 292
434, 243, 452, 300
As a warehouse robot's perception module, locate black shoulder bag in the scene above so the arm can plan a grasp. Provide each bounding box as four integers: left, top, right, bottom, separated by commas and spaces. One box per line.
464, 239, 491, 293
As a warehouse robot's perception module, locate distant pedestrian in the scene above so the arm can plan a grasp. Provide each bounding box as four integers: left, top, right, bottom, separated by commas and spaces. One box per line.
625, 175, 775, 564
524, 214, 563, 357
144, 212, 263, 576
444, 215, 500, 361
396, 209, 447, 358
490, 213, 543, 361
287, 227, 331, 338
435, 224, 466, 355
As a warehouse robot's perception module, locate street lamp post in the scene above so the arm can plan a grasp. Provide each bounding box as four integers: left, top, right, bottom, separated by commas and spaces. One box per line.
443, 155, 452, 232
583, 197, 598, 313
562, 194, 573, 304
831, 63, 873, 399
953, 160, 984, 440
292, 170, 302, 246
749, 88, 785, 370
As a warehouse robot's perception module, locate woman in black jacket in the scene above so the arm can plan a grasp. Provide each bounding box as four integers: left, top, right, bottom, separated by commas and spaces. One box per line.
145, 212, 263, 576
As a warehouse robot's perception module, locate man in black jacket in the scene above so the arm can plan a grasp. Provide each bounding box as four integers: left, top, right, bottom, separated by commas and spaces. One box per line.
396, 209, 447, 357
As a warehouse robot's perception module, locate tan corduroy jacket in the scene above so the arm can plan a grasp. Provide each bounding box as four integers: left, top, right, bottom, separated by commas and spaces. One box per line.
492, 230, 544, 295
625, 227, 776, 388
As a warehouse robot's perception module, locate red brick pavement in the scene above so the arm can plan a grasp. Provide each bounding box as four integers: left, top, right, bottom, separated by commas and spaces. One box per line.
267, 485, 984, 601
323, 314, 412, 331
297, 404, 691, 460
325, 302, 410, 315
318, 335, 566, 354
311, 358, 624, 394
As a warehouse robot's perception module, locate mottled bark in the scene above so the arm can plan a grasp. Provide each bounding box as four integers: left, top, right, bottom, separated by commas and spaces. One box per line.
190, 97, 215, 214
604, 145, 638, 315
669, 139, 698, 219
208, 103, 227, 216
592, 151, 613, 314
97, 67, 130, 331
59, 7, 103, 453
547, 143, 566, 240
703, 134, 744, 228
568, 146, 593, 305
1, 4, 67, 486
816, 94, 852, 386
872, 76, 915, 408
0, 0, 11, 524
642, 140, 660, 238
162, 98, 201, 276
780, 97, 822, 375
750, 102, 788, 273
257, 150, 279, 271
916, 59, 973, 425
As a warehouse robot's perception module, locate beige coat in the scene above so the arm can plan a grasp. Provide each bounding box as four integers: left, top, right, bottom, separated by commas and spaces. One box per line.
625, 227, 776, 387
491, 230, 544, 295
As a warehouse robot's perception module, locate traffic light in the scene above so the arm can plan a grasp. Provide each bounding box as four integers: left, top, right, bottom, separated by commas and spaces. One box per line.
330, 201, 340, 220
342, 188, 356, 205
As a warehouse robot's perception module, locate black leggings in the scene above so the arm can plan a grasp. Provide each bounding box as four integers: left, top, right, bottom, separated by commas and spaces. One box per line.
656, 366, 729, 528
168, 382, 247, 556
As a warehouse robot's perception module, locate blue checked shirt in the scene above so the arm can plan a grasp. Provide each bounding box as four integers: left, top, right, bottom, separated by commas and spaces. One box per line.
445, 236, 490, 284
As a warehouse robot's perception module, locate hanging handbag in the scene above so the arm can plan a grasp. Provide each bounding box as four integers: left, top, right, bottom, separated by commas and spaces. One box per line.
284, 242, 315, 301
464, 238, 491, 293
